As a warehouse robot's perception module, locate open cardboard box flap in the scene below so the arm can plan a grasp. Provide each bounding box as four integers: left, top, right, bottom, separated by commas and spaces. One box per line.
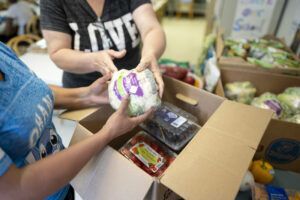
68, 108, 154, 200
160, 100, 273, 200
59, 108, 99, 122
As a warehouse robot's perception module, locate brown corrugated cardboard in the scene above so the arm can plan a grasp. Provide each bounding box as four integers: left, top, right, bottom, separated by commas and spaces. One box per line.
216, 29, 300, 76
218, 67, 300, 172
64, 76, 273, 200
255, 120, 300, 173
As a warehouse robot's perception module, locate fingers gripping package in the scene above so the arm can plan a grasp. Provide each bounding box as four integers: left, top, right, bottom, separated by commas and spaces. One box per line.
140, 102, 201, 152
119, 132, 177, 177
108, 69, 161, 116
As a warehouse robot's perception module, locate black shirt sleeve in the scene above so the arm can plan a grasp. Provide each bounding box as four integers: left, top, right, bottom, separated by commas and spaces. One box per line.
129, 0, 151, 12
40, 0, 72, 34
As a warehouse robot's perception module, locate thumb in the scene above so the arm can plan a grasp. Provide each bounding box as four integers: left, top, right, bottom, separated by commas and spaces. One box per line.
118, 95, 130, 114
108, 49, 126, 59
136, 61, 149, 72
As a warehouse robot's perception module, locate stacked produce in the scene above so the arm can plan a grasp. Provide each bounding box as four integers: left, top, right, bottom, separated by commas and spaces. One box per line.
225, 83, 300, 124
223, 38, 300, 69
119, 101, 201, 176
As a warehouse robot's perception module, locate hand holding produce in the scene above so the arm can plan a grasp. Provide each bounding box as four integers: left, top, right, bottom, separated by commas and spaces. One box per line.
250, 160, 275, 184
108, 69, 161, 116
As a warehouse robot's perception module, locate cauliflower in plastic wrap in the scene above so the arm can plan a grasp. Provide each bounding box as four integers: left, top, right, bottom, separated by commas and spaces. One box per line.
225, 81, 257, 104
282, 114, 300, 124
278, 87, 300, 117
251, 92, 283, 118
108, 69, 161, 116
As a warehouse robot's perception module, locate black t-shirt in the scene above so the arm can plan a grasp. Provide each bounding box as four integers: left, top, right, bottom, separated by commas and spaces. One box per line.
40, 0, 150, 87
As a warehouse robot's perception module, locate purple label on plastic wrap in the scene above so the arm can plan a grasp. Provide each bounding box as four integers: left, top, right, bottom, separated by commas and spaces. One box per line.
123, 73, 144, 96
156, 107, 187, 128
113, 72, 144, 101
113, 81, 122, 100
264, 100, 282, 117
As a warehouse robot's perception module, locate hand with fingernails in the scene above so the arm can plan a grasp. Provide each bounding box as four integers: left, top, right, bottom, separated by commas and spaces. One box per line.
136, 54, 164, 98
92, 49, 127, 75
102, 95, 154, 140
92, 49, 164, 99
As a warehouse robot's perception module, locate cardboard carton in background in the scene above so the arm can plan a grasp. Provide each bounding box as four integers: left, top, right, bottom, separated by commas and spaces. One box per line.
216, 29, 300, 76
61, 76, 272, 200
218, 67, 300, 173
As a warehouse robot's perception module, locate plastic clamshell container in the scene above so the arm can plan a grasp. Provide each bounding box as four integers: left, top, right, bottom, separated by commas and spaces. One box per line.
119, 131, 177, 177
140, 102, 201, 152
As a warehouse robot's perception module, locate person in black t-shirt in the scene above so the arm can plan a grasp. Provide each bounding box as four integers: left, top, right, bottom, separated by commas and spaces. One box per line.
40, 0, 165, 98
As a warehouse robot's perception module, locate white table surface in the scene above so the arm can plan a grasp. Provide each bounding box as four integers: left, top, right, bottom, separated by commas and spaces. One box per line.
20, 52, 63, 86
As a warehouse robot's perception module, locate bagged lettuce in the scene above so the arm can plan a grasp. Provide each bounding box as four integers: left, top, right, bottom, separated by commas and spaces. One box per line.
278, 87, 300, 117
108, 69, 161, 116
282, 114, 300, 124
225, 81, 256, 104
251, 92, 283, 118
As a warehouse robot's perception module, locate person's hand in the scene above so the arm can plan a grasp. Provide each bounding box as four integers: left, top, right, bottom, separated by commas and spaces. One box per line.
136, 54, 164, 98
81, 73, 111, 106
102, 96, 154, 140
92, 49, 126, 75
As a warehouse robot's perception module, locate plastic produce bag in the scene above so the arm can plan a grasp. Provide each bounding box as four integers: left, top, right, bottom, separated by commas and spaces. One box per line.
119, 131, 177, 177
278, 87, 300, 117
251, 93, 283, 118
140, 102, 201, 152
108, 69, 161, 116
225, 81, 257, 104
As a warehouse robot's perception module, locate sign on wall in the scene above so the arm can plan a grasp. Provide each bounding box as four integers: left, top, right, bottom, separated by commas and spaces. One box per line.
231, 0, 277, 39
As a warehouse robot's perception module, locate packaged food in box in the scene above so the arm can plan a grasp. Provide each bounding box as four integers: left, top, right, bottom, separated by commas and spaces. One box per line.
140, 102, 201, 152
119, 131, 177, 177
252, 183, 300, 200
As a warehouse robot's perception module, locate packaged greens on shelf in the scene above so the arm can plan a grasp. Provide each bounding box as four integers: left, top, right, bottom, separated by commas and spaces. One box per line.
223, 37, 300, 69
119, 131, 177, 177
140, 102, 201, 152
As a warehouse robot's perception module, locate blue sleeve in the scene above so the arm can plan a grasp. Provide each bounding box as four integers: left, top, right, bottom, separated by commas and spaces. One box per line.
0, 147, 12, 176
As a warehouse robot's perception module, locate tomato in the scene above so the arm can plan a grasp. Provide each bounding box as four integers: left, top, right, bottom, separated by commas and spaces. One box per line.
183, 75, 195, 85
150, 143, 160, 152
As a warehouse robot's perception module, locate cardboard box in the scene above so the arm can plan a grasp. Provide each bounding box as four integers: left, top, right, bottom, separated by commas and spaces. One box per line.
218, 67, 300, 172
61, 76, 272, 200
216, 29, 300, 76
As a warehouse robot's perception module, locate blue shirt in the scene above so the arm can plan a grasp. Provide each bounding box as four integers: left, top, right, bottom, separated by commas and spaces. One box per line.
0, 43, 69, 200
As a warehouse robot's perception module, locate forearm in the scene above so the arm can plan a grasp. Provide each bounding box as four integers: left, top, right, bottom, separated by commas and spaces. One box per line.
18, 131, 110, 200
50, 85, 94, 110
51, 49, 97, 74
141, 27, 166, 59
